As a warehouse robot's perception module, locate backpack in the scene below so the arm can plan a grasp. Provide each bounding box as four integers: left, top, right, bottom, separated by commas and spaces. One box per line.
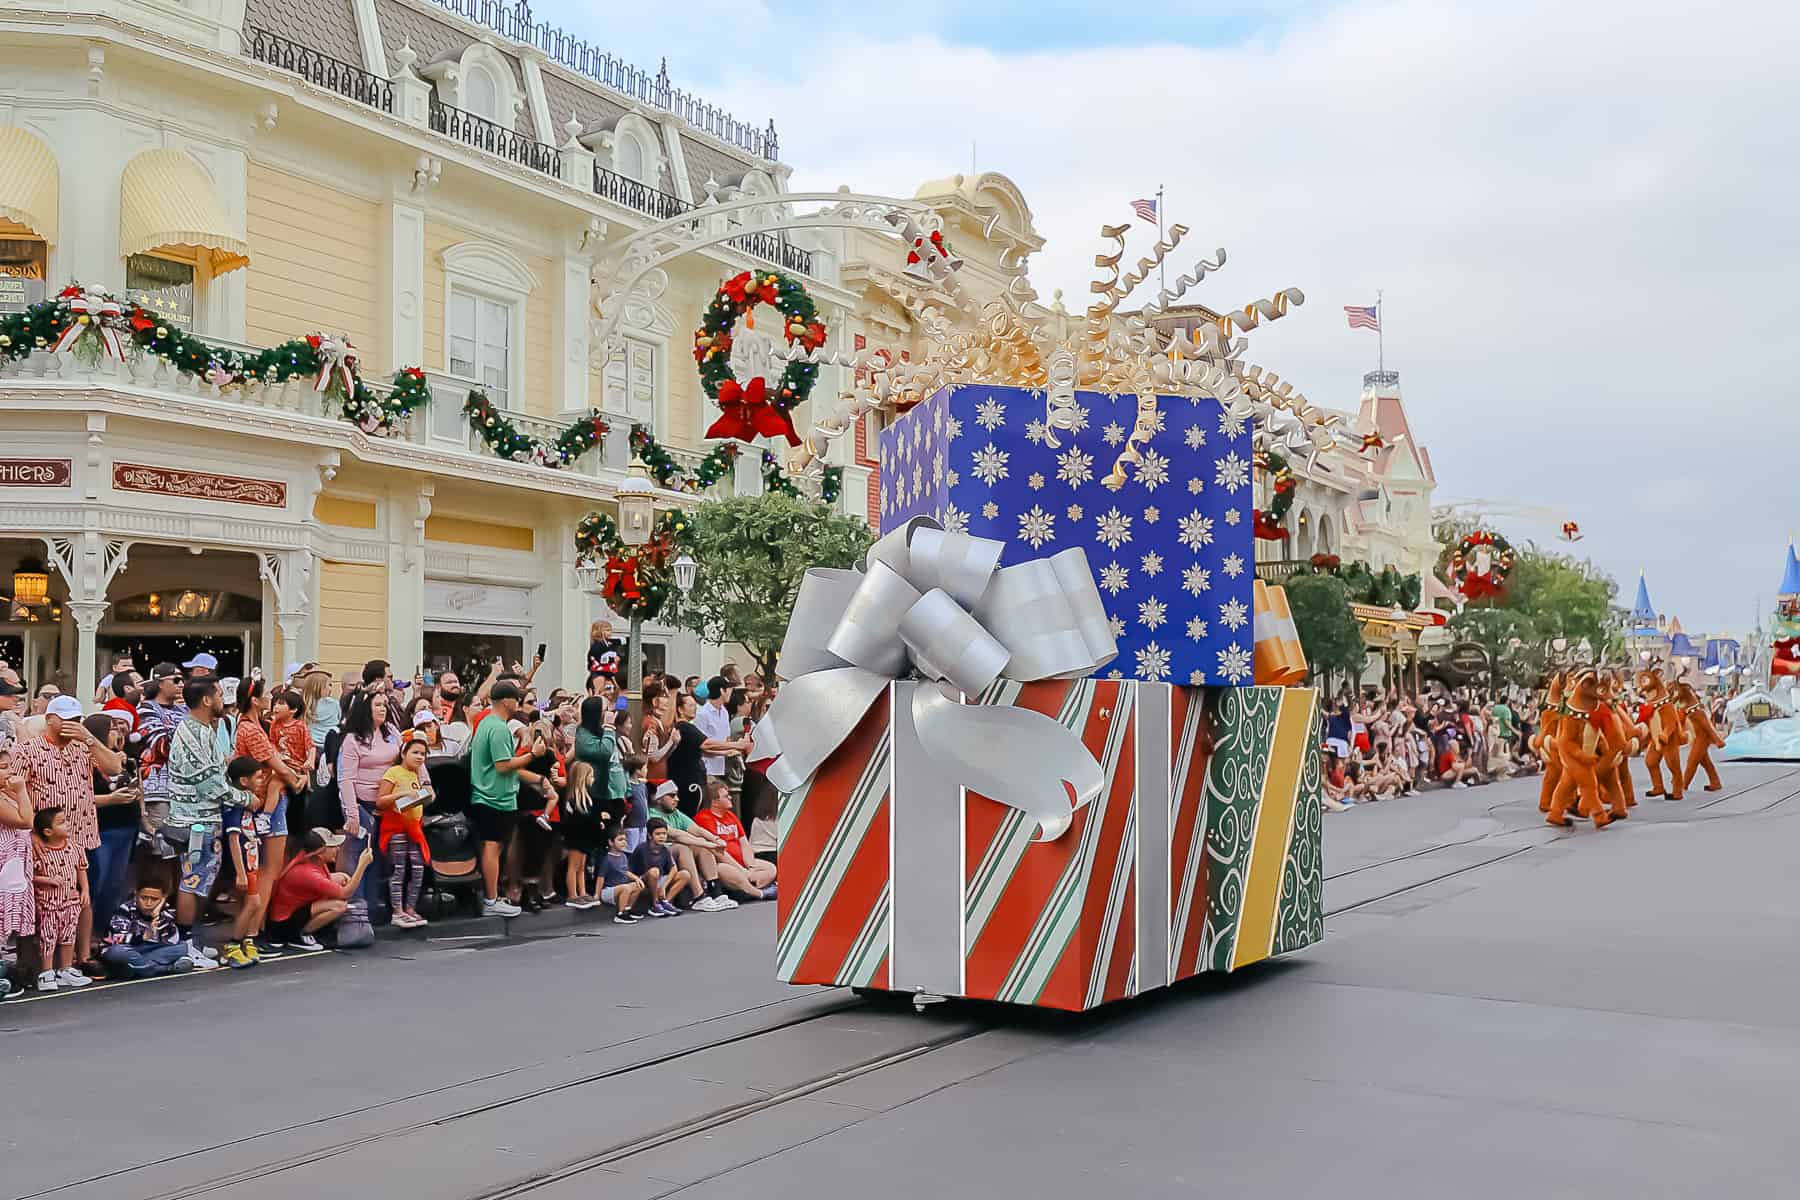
302, 727, 346, 831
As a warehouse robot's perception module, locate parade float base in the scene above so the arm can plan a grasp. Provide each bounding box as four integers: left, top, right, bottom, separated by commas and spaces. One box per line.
1724, 717, 1800, 762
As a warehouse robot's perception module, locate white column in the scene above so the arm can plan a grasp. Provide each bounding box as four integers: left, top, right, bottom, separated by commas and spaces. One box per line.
57, 102, 124, 287
386, 198, 426, 374
517, 50, 554, 145
658, 115, 693, 203
535, 513, 587, 689
385, 485, 429, 671
552, 238, 594, 416
68, 602, 106, 704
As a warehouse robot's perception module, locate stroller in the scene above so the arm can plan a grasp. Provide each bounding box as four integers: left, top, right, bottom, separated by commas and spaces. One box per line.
419, 754, 484, 918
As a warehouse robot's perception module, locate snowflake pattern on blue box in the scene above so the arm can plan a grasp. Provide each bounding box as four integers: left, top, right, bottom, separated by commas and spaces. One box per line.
879, 385, 1255, 686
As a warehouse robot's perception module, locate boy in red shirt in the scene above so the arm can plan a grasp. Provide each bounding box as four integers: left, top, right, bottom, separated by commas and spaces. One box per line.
693, 780, 775, 899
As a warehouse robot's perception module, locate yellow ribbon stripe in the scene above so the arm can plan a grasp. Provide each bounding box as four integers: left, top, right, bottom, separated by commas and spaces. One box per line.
1231, 689, 1316, 969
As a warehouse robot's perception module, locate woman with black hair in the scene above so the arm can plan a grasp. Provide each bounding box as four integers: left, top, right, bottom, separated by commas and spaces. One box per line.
337, 690, 403, 926
666, 692, 708, 820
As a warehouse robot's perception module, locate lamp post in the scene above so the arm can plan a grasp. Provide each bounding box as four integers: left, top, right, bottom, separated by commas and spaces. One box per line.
614, 474, 657, 692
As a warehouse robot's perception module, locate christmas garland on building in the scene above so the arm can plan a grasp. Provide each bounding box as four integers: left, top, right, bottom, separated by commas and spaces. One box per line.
462, 389, 610, 468
1449, 530, 1515, 601
1288, 556, 1423, 611
1253, 450, 1297, 540
574, 508, 689, 621
629, 425, 741, 492
0, 284, 429, 434
694, 269, 825, 445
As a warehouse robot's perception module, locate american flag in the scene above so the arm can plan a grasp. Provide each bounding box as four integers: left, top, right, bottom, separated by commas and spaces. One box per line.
1130, 197, 1158, 223
879, 385, 1256, 686
1344, 304, 1381, 331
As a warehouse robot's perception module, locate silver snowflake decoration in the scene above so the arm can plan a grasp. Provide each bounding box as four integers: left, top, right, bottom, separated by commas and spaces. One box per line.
1066, 503, 1084, 522
975, 396, 1007, 431
971, 442, 1009, 486
1177, 510, 1215, 551
1224, 507, 1241, 526
1028, 472, 1045, 490
943, 503, 969, 533
1099, 561, 1131, 595
1025, 417, 1049, 445
1140, 550, 1164, 577
1217, 642, 1252, 683
1218, 408, 1247, 438
1057, 446, 1094, 488
1146, 407, 1168, 435
1102, 421, 1127, 446
1187, 477, 1204, 495
1182, 564, 1211, 595
981, 500, 1000, 519
1143, 506, 1160, 524
1017, 504, 1056, 549
1186, 617, 1209, 642
1136, 641, 1172, 681
1108, 614, 1127, 638
911, 462, 923, 497
1189, 669, 1207, 685
1068, 402, 1090, 432
1138, 597, 1168, 630
1219, 597, 1250, 631
932, 451, 945, 485
1095, 506, 1133, 550
946, 415, 963, 441
1214, 450, 1250, 492
1184, 424, 1207, 449
1222, 553, 1245, 578
1137, 448, 1170, 491
946, 468, 960, 488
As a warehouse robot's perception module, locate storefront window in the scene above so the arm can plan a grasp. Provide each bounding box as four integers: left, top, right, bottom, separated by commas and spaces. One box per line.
424, 630, 525, 684
0, 238, 47, 314
125, 254, 195, 329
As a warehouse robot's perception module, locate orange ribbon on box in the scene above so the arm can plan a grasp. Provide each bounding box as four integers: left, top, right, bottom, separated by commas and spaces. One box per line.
1253, 580, 1309, 686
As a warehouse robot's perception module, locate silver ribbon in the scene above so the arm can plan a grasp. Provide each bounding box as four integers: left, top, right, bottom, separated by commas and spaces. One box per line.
757, 517, 1117, 841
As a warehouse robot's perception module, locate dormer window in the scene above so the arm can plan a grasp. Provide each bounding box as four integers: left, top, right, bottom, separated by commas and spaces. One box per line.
464, 62, 500, 121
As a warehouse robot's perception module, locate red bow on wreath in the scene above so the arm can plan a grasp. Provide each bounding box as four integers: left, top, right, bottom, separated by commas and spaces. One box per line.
603, 553, 642, 603
1253, 510, 1290, 540
704, 376, 801, 445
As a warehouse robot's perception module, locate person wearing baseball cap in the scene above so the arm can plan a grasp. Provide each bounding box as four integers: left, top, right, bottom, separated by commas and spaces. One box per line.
182, 652, 219, 676
648, 780, 738, 912
264, 827, 371, 951
16, 690, 126, 966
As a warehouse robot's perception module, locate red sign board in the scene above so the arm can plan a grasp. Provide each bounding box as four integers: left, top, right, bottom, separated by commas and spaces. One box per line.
112, 462, 286, 508
0, 458, 72, 487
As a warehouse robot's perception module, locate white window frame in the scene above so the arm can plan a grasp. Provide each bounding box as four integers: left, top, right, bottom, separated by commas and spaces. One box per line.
601, 293, 673, 436
608, 113, 667, 187
439, 241, 537, 415
602, 334, 660, 431
447, 288, 516, 408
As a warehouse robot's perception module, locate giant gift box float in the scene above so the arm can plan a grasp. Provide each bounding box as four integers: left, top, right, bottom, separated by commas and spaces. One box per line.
760, 384, 1323, 1011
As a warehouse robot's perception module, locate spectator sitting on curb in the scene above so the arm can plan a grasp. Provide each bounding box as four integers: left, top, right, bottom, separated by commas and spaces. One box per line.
649, 780, 738, 912
694, 780, 776, 901
99, 879, 204, 978
265, 828, 372, 951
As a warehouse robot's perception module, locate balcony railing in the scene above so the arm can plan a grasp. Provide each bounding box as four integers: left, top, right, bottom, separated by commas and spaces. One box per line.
428, 95, 562, 177
424, 0, 778, 160
244, 26, 394, 114
727, 229, 814, 277
593, 165, 693, 222
1363, 370, 1400, 388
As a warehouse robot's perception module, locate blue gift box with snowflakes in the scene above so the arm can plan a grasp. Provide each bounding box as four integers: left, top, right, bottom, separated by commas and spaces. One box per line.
878, 384, 1256, 686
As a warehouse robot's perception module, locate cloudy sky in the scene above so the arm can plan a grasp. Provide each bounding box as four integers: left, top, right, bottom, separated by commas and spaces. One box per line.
544, 0, 1800, 635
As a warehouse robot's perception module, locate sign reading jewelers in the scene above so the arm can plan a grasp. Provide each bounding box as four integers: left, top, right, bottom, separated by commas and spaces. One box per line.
112, 462, 286, 508
0, 458, 72, 486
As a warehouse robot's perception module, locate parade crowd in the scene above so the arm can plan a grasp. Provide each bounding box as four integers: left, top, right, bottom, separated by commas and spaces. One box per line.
0, 620, 779, 996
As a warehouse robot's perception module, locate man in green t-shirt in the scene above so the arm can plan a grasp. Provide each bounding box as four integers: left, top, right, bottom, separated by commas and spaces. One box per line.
1491, 698, 1516, 744
469, 681, 540, 918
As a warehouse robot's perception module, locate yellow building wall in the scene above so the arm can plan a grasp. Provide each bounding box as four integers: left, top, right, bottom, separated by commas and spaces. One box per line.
244, 164, 381, 366
423, 515, 535, 552
312, 494, 378, 529
317, 560, 388, 677
421, 222, 553, 417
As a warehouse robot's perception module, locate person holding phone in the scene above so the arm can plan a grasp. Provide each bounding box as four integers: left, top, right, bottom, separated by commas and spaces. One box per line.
468, 682, 539, 918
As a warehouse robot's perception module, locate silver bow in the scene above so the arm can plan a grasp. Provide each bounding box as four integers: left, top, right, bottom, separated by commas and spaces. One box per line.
757, 517, 1118, 840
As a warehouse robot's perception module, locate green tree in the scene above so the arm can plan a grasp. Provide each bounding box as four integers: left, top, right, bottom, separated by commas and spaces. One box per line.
1284, 572, 1366, 691
663, 492, 875, 681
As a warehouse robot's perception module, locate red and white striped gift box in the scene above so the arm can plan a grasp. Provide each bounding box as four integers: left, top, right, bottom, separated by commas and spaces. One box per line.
775, 679, 1318, 1011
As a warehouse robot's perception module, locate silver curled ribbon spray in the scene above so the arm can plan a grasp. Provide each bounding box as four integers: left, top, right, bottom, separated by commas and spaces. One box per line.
756, 516, 1118, 841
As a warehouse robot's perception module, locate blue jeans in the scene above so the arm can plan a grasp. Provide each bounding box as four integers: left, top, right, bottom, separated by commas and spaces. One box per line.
98, 942, 191, 978
88, 825, 136, 937
343, 802, 388, 920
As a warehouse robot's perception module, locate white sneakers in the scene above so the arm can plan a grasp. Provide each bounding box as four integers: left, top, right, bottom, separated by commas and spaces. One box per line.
37, 968, 92, 991
484, 897, 523, 918
692, 895, 741, 912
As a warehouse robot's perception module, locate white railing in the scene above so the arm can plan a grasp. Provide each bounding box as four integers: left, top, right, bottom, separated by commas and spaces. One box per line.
0, 349, 636, 483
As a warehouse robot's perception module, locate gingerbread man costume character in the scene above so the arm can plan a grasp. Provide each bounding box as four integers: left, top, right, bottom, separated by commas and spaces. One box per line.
1636, 669, 1688, 800
1672, 681, 1724, 792
1548, 671, 1613, 830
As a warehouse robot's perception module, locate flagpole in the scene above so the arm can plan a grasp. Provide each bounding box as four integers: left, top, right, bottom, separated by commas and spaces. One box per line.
1156, 184, 1166, 294
1376, 288, 1384, 378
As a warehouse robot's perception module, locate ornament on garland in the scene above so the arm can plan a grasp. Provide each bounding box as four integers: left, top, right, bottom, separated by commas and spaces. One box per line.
695, 269, 825, 446
575, 508, 690, 621
1450, 530, 1515, 600
1252, 449, 1296, 541
629, 425, 740, 492
1309, 553, 1342, 572
902, 228, 962, 283
462, 390, 609, 468
0, 284, 431, 435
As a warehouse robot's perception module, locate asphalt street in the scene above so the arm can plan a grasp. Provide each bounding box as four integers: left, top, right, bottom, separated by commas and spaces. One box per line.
6, 760, 1799, 1199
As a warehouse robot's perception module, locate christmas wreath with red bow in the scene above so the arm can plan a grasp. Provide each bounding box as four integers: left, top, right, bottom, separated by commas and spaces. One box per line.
575, 508, 690, 621
1449, 529, 1515, 600
694, 269, 825, 446
1253, 450, 1297, 540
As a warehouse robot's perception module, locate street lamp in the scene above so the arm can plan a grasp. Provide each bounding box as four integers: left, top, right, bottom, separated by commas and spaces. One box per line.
673, 553, 698, 596
615, 474, 656, 547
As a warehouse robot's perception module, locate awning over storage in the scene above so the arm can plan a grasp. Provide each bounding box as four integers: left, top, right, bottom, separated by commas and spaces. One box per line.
119, 150, 249, 275
0, 127, 59, 243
